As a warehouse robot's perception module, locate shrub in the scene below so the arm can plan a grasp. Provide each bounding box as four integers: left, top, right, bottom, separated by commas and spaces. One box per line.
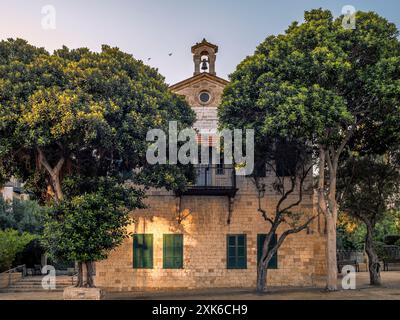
0, 229, 36, 272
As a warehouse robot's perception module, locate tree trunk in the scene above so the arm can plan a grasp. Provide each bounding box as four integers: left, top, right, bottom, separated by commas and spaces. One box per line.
365, 223, 381, 286
318, 148, 339, 291
256, 263, 268, 293
51, 174, 63, 202
325, 212, 338, 291
76, 262, 83, 288
86, 262, 95, 288
36, 148, 65, 202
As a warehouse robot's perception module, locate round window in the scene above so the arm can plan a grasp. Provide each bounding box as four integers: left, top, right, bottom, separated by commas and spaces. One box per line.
199, 92, 211, 104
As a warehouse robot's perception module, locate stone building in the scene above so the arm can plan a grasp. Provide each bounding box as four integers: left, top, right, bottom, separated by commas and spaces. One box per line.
95, 39, 327, 291
0, 178, 29, 201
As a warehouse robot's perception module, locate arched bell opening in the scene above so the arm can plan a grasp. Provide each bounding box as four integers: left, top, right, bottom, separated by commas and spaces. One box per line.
191, 39, 218, 76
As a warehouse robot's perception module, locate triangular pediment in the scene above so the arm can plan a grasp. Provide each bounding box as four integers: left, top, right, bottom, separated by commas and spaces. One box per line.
191, 38, 219, 53
170, 73, 229, 92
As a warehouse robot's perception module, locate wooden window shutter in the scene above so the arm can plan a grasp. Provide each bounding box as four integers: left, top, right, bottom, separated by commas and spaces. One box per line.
227, 235, 247, 269
133, 234, 153, 269
163, 234, 183, 269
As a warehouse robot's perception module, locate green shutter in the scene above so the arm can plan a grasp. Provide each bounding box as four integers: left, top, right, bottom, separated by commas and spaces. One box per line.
163, 234, 183, 269
133, 234, 153, 269
257, 234, 278, 269
227, 235, 247, 269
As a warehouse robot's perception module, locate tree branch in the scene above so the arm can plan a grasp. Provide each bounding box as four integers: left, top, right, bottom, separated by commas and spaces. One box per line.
279, 165, 312, 214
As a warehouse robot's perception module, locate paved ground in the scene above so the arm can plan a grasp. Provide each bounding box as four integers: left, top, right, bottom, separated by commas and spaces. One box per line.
1, 272, 400, 300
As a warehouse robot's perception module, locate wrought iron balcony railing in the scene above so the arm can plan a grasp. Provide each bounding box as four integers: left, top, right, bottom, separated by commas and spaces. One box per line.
177, 165, 238, 197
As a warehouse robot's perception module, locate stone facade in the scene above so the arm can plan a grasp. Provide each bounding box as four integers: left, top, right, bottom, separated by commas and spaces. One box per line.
169, 73, 228, 135
95, 40, 327, 291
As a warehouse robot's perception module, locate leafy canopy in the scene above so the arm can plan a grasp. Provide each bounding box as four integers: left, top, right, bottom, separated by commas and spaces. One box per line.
41, 178, 145, 263
0, 38, 196, 267
0, 38, 196, 200
0, 229, 36, 271
338, 155, 400, 226
219, 9, 400, 153
0, 197, 45, 234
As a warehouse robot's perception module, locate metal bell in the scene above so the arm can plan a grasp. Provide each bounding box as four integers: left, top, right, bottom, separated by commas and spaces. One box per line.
201, 58, 209, 71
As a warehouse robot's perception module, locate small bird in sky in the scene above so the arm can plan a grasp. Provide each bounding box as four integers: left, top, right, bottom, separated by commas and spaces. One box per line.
147, 58, 152, 61
168, 53, 173, 56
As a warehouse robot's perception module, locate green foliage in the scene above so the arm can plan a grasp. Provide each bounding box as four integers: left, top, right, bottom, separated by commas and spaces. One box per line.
374, 212, 400, 242
0, 229, 36, 271
0, 38, 196, 271
0, 197, 46, 234
374, 241, 390, 260
219, 9, 400, 158
219, 12, 399, 287
41, 178, 144, 263
337, 221, 366, 250
337, 210, 400, 250
338, 156, 400, 226
374, 211, 400, 242
0, 39, 196, 200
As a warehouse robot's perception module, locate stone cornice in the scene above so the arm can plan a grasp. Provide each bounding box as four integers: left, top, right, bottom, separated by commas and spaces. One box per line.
169, 73, 229, 92
191, 38, 218, 53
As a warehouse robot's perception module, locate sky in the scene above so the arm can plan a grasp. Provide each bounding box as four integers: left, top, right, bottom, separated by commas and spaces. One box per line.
0, 0, 399, 85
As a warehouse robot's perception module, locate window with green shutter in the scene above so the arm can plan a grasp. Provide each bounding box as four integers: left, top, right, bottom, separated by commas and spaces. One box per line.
133, 234, 153, 269
257, 234, 278, 269
227, 235, 247, 269
163, 234, 183, 269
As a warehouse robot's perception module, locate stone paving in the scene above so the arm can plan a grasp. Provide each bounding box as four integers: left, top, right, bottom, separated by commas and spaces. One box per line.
1, 272, 400, 300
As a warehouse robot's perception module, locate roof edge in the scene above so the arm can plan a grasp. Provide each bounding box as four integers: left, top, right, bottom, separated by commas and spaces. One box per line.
169, 73, 229, 91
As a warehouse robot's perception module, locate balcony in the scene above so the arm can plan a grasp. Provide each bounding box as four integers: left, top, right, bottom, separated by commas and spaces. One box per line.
177, 165, 238, 197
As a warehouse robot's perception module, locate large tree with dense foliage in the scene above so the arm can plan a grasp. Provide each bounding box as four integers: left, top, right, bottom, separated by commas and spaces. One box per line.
0, 39, 196, 287
42, 178, 144, 287
0, 38, 195, 202
338, 155, 400, 285
219, 9, 400, 290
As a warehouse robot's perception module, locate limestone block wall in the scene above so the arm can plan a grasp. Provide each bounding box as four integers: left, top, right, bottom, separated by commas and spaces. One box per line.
95, 175, 327, 291
172, 78, 224, 133
173, 79, 225, 109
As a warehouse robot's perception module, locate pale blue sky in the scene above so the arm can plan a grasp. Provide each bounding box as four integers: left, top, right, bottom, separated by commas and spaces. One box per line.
1, 0, 399, 85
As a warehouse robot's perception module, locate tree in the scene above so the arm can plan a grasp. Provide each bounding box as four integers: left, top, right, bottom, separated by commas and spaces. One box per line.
219, 9, 400, 290
0, 39, 196, 287
0, 39, 195, 203
338, 156, 400, 285
220, 53, 318, 292
0, 229, 36, 272
0, 197, 45, 234
42, 178, 143, 287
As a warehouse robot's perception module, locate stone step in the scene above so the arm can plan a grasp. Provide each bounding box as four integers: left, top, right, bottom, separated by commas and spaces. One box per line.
8, 284, 71, 288
11, 283, 74, 287
0, 288, 65, 293
16, 280, 74, 284
9, 282, 74, 286
0, 276, 76, 293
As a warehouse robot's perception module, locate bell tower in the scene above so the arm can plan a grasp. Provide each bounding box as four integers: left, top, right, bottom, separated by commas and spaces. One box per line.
191, 39, 218, 76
